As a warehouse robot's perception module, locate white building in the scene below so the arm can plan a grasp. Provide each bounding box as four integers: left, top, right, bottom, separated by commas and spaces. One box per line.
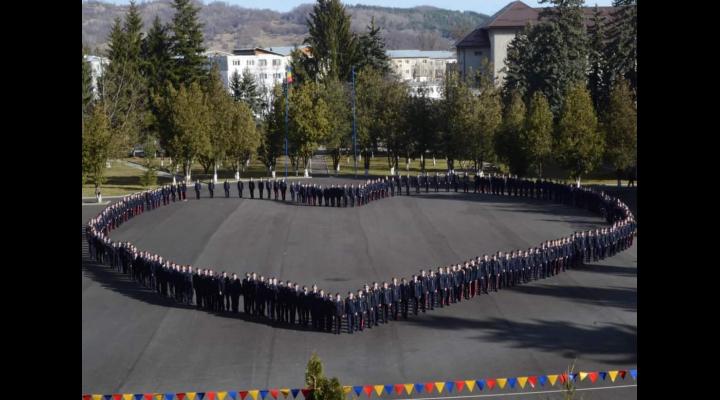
456, 1, 616, 86
207, 47, 291, 93
386, 50, 456, 99
84, 55, 109, 97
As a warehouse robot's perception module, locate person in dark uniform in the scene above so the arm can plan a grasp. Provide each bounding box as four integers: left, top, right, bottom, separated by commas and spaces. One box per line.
237, 179, 244, 198
194, 180, 201, 199
229, 273, 240, 312
273, 179, 279, 200
170, 184, 177, 202
223, 180, 230, 197
380, 282, 391, 323
258, 179, 264, 199
400, 278, 411, 319
419, 270, 429, 313
345, 292, 357, 333
404, 175, 410, 195
428, 270, 437, 310
390, 277, 401, 320
333, 293, 344, 334
220, 271, 230, 311
181, 181, 187, 200
265, 179, 272, 199
280, 179, 287, 201
249, 178, 255, 199
208, 180, 215, 198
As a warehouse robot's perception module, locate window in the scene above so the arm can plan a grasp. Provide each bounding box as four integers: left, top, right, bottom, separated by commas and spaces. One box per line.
258, 59, 267, 66
273, 73, 282, 79
260, 73, 268, 79
405, 60, 409, 64
423, 59, 427, 63
247, 60, 254, 66
474, 51, 483, 56
272, 59, 281, 66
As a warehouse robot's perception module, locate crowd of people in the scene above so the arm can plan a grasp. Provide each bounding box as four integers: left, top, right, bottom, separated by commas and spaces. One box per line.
86, 172, 636, 334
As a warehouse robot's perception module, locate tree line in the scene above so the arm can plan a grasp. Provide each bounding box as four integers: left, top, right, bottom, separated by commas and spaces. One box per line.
83, 0, 636, 191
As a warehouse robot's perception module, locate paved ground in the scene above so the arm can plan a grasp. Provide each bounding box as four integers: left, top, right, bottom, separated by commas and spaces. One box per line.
82, 177, 637, 399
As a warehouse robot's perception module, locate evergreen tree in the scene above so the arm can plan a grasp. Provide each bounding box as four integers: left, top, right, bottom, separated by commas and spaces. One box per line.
321, 78, 351, 172
356, 17, 390, 74
588, 6, 609, 113
470, 64, 503, 172
554, 82, 603, 186
300, 0, 359, 82
355, 67, 384, 172
82, 46, 94, 118
606, 0, 636, 97
259, 84, 286, 173
495, 90, 527, 175
288, 81, 331, 171
233, 68, 262, 116
82, 103, 112, 190
305, 354, 343, 400
522, 91, 553, 177
227, 100, 260, 178
229, 70, 242, 100
378, 79, 410, 171
142, 16, 175, 99
603, 79, 636, 186
198, 64, 233, 177
170, 0, 207, 87
441, 70, 475, 171
405, 93, 439, 172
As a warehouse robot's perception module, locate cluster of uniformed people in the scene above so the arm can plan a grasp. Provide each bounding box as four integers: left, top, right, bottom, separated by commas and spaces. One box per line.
86, 173, 636, 334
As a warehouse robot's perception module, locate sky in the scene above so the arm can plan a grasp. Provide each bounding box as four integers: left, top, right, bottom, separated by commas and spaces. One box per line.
96, 0, 615, 15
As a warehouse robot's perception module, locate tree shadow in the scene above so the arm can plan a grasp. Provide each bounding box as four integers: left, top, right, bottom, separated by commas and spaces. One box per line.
404, 315, 637, 365
575, 263, 637, 278
508, 283, 637, 312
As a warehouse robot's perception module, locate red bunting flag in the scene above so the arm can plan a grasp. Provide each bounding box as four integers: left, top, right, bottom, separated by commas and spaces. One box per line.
486, 379, 496, 390
619, 370, 627, 379
393, 385, 404, 395
424, 383, 434, 394
588, 372, 598, 383
177, 395, 186, 400
270, 390, 279, 399
207, 392, 216, 400
113, 395, 122, 400
560, 373, 568, 384
455, 381, 465, 392
145, 394, 154, 400
239, 392, 248, 400
83, 395, 91, 400
301, 389, 311, 398
528, 376, 537, 388
362, 386, 372, 397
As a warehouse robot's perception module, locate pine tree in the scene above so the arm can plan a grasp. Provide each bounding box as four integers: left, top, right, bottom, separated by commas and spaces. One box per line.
232, 69, 262, 116
322, 78, 351, 172
554, 83, 604, 186
259, 84, 286, 173
606, 0, 636, 96
522, 91, 553, 177
170, 0, 207, 87
142, 16, 175, 98
588, 6, 608, 114
82, 46, 94, 118
496, 90, 527, 175
603, 79, 636, 186
441, 70, 475, 171
198, 64, 234, 177
227, 100, 260, 178
356, 17, 390, 74
304, 354, 344, 400
82, 103, 112, 190
229, 70, 242, 100
471, 63, 503, 172
355, 67, 384, 172
405, 93, 438, 172
301, 0, 359, 82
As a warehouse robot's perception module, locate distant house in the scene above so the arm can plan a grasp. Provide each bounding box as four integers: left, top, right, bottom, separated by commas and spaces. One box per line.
84, 55, 109, 98
455, 1, 616, 86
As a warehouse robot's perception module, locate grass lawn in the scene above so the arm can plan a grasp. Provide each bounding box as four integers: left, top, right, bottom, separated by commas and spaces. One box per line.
82, 160, 172, 197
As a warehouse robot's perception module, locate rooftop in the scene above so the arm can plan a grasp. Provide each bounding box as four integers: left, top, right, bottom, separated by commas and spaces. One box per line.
386, 50, 456, 59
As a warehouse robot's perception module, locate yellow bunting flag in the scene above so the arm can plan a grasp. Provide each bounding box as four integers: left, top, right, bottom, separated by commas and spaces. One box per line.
608, 371, 618, 382
496, 379, 507, 389
93, 395, 103, 400
373, 386, 384, 396
404, 384, 414, 395
464, 380, 475, 392
249, 390, 259, 400
342, 387, 351, 395
155, 395, 163, 400
281, 389, 290, 398
187, 393, 197, 400
434, 382, 445, 393
218, 392, 228, 400
123, 395, 133, 400
579, 372, 587, 381
517, 377, 528, 389
547, 375, 558, 387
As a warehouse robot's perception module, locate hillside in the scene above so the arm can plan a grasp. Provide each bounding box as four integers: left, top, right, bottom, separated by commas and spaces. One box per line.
82, 0, 488, 54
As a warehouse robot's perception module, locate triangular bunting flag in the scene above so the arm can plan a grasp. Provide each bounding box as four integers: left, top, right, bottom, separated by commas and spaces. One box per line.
114, 395, 123, 400
249, 390, 259, 400
290, 390, 299, 399
630, 369, 637, 380
538, 376, 547, 387
280, 389, 289, 399
445, 381, 454, 393
301, 390, 312, 399
414, 384, 423, 394
455, 381, 465, 392
517, 377, 528, 389
197, 393, 205, 400
424, 383, 434, 394
496, 379, 507, 389
156, 395, 164, 400
259, 390, 268, 400
270, 390, 279, 399
528, 376, 537, 388
393, 385, 403, 395
608, 371, 618, 382
105, 395, 113, 400
229, 391, 238, 400
352, 387, 362, 397
83, 395, 91, 400
239, 391, 249, 400
465, 380, 475, 392
508, 378, 517, 389
547, 375, 558, 386
373, 385, 383, 396
342, 387, 351, 395
176, 394, 185, 400
476, 380, 485, 391
485, 379, 495, 390
404, 384, 414, 395
362, 386, 372, 397
559, 374, 567, 384
588, 372, 598, 383
124, 395, 134, 400
619, 370, 627, 379
92, 395, 103, 400
434, 382, 445, 393
218, 392, 228, 400
579, 372, 588, 381
384, 385, 393, 395
207, 393, 216, 400
143, 394, 153, 400
570, 373, 578, 381
186, 393, 197, 400
165, 394, 175, 400
599, 372, 607, 381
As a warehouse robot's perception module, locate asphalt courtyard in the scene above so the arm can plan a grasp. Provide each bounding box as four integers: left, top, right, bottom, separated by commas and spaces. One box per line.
82, 177, 637, 399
